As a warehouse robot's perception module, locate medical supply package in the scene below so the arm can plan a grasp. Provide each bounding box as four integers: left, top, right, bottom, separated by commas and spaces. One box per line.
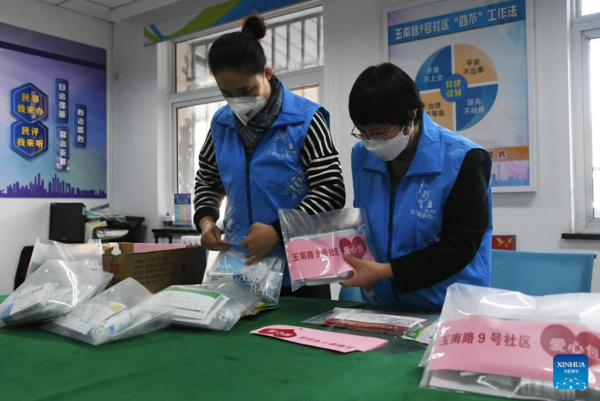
204, 249, 284, 313
0, 259, 113, 327
43, 278, 174, 345
420, 283, 600, 400
26, 238, 104, 278
304, 307, 431, 337
278, 208, 375, 291
153, 282, 260, 331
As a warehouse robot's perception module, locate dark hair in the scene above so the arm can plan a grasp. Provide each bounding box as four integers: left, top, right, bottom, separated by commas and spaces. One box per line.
208, 14, 267, 76
348, 63, 424, 128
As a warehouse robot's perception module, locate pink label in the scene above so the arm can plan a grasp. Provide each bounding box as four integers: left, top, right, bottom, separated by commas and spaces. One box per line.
285, 234, 375, 281
133, 243, 187, 253
251, 325, 388, 353
428, 316, 600, 388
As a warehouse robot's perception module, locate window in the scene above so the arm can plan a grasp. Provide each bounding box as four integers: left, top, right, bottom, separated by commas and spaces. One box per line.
175, 7, 323, 93
581, 0, 600, 16
170, 6, 324, 211
572, 1, 600, 230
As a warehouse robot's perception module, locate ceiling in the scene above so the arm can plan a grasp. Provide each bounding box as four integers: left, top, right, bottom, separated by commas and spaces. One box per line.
36, 0, 187, 24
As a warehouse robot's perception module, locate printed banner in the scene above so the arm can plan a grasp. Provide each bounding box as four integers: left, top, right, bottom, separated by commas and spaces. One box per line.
388, 0, 533, 191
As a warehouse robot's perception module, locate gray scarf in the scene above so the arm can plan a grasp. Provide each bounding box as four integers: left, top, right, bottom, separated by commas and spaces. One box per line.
234, 75, 283, 151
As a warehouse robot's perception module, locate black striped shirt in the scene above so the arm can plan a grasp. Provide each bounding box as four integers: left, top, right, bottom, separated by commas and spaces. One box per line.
193, 110, 346, 236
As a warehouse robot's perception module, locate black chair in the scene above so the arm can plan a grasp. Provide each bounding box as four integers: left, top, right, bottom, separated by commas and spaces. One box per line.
14, 246, 34, 290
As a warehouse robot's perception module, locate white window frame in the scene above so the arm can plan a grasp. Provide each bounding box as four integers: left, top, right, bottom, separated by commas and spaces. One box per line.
168, 1, 324, 194
571, 1, 600, 231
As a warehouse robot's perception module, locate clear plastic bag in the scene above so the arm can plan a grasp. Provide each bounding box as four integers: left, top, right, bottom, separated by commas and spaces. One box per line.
278, 208, 375, 291
26, 238, 103, 278
204, 249, 284, 311
43, 278, 174, 345
0, 259, 113, 327
153, 282, 260, 331
420, 283, 600, 400
304, 307, 435, 337
403, 318, 439, 345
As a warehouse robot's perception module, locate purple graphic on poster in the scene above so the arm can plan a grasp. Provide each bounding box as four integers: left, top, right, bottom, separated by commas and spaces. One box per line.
0, 21, 107, 198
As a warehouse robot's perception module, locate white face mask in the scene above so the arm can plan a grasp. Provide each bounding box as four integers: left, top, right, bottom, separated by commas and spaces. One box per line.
363, 125, 412, 161
225, 77, 267, 125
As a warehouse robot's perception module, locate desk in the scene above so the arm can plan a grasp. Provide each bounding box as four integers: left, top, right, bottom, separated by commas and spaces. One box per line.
0, 296, 488, 401
152, 227, 198, 243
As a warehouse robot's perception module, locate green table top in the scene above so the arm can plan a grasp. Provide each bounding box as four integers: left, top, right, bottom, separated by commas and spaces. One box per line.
0, 295, 492, 401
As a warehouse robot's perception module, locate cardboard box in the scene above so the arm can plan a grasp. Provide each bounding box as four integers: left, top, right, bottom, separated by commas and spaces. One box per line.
102, 243, 206, 293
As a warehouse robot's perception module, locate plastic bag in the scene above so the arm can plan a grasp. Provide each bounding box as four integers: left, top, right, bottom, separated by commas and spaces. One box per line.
153, 282, 260, 331
204, 249, 284, 311
0, 259, 113, 327
278, 208, 375, 291
304, 307, 435, 337
43, 278, 174, 345
403, 319, 439, 345
26, 238, 103, 278
420, 283, 600, 400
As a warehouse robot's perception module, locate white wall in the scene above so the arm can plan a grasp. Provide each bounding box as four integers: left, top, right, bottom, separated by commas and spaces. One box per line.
0, 0, 113, 294
112, 23, 170, 241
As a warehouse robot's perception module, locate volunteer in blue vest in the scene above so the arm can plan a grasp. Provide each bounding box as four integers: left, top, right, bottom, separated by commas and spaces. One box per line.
342, 63, 492, 310
193, 14, 346, 299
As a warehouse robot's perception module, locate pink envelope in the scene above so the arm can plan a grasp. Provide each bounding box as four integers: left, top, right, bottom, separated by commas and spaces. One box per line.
251, 325, 388, 353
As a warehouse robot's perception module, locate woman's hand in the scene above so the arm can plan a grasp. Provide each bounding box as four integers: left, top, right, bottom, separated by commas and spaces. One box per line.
199, 217, 230, 251
341, 254, 393, 289
240, 223, 280, 264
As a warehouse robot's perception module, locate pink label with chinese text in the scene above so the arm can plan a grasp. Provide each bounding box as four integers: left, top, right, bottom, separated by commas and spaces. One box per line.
428, 316, 600, 388
285, 234, 375, 281
251, 325, 388, 353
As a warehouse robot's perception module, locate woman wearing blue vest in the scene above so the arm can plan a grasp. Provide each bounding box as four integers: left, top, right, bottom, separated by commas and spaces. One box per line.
342, 63, 492, 310
193, 14, 346, 298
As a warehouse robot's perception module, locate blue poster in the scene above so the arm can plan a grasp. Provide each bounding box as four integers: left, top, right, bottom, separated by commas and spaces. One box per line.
388, 0, 533, 191
0, 22, 107, 198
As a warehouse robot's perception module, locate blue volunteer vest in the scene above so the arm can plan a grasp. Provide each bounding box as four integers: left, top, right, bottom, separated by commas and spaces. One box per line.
352, 113, 492, 310
211, 83, 329, 286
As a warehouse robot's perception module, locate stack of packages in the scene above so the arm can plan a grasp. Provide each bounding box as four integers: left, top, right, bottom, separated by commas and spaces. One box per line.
0, 258, 112, 328
203, 249, 284, 315
278, 208, 375, 291
1, 239, 264, 345
43, 278, 173, 345
420, 283, 600, 400
152, 282, 261, 330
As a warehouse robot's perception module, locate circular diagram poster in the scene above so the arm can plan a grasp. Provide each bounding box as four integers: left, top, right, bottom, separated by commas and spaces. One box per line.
388, 0, 532, 191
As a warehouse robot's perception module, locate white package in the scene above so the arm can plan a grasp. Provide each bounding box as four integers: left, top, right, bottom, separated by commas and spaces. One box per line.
26, 238, 103, 278
204, 249, 284, 307
154, 282, 260, 331
43, 278, 174, 345
0, 259, 113, 327
420, 284, 600, 400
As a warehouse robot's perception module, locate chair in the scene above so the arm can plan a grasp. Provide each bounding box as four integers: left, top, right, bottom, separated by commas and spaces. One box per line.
14, 246, 34, 290
491, 250, 595, 295
338, 286, 364, 302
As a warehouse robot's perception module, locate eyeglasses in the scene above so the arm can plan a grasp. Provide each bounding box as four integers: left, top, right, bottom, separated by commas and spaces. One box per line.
350, 125, 403, 141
